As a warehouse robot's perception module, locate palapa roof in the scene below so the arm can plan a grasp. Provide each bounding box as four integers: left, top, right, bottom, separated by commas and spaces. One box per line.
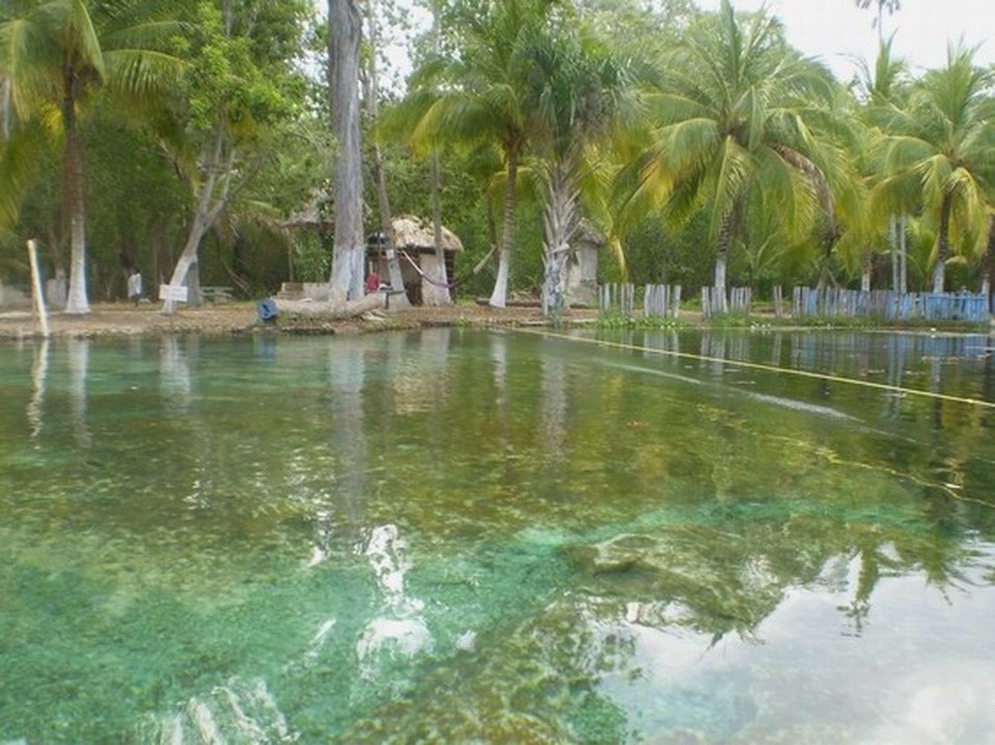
574, 218, 606, 246
285, 204, 465, 254
281, 188, 332, 229
371, 215, 464, 253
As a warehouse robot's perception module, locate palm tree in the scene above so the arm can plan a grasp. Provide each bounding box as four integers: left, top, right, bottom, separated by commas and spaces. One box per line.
0, 0, 182, 313
619, 0, 844, 307
523, 20, 635, 316
407, 0, 556, 308
872, 45, 995, 294
852, 35, 912, 292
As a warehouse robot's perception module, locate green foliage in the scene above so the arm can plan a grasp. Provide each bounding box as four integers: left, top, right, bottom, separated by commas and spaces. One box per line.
596, 311, 689, 329
179, 1, 308, 136
3, 0, 995, 301
870, 44, 995, 290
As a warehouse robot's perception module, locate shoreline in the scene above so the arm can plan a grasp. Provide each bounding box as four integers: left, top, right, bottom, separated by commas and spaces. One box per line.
1, 301, 988, 341
0, 301, 588, 341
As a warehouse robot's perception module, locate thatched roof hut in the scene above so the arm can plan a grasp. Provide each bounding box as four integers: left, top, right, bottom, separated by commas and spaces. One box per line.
368, 216, 464, 306
369, 215, 464, 254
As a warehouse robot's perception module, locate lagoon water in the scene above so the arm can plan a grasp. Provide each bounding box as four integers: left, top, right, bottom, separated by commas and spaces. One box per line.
2, 328, 994, 743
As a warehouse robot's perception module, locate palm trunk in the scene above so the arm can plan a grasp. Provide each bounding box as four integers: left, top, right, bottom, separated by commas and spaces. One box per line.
860, 244, 872, 292
422, 151, 452, 306
899, 214, 908, 294
329, 0, 366, 305
63, 83, 90, 315
489, 145, 519, 309
982, 216, 995, 305
0, 75, 11, 140
541, 158, 578, 317
369, 144, 408, 303
713, 211, 731, 313
363, 0, 408, 306
932, 194, 952, 294
890, 215, 909, 293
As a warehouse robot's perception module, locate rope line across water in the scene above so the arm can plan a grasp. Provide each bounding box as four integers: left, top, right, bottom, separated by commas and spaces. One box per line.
514, 328, 995, 410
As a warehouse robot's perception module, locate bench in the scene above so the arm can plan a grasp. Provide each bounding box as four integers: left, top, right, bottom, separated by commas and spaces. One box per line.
379, 287, 407, 309
201, 286, 234, 303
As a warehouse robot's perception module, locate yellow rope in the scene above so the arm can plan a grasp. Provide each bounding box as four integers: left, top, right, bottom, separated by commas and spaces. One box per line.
515, 328, 995, 410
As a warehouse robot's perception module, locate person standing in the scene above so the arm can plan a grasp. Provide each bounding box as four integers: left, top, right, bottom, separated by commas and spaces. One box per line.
365, 270, 380, 294
127, 269, 143, 305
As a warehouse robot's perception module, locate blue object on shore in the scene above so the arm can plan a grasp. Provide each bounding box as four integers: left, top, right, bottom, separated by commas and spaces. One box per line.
258, 298, 278, 323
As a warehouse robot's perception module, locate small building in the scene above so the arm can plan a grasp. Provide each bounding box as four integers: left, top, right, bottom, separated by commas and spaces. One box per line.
565, 219, 604, 308
368, 215, 464, 306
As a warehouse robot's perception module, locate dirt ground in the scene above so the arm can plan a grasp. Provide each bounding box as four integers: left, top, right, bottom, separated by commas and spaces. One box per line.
0, 299, 599, 340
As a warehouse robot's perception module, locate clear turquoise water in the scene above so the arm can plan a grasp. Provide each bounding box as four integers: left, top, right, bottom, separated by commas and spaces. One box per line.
1, 328, 994, 743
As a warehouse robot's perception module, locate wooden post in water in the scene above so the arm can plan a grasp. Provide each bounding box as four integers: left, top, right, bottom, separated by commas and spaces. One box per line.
27, 240, 50, 339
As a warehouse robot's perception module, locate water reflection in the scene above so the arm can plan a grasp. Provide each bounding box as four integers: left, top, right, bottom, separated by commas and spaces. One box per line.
68, 337, 91, 448
541, 357, 566, 460
327, 341, 368, 538
491, 331, 507, 412
26, 339, 49, 440
160, 335, 192, 403
356, 524, 433, 680
3, 330, 995, 742
603, 328, 995, 421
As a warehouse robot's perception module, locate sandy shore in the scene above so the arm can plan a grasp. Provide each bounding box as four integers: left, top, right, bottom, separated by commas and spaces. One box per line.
0, 301, 593, 340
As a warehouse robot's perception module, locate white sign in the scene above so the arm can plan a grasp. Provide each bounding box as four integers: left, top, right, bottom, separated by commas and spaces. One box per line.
159, 284, 188, 303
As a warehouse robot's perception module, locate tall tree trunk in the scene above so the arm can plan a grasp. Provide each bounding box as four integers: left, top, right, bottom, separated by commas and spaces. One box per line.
329, 0, 366, 304
63, 81, 90, 315
421, 4, 450, 307
422, 151, 452, 306
165, 216, 211, 312
0, 75, 11, 140
713, 211, 732, 313
369, 145, 407, 301
932, 194, 952, 294
489, 144, 520, 309
898, 214, 907, 294
541, 158, 579, 317
982, 216, 995, 304
888, 217, 902, 293
163, 124, 232, 313
363, 0, 408, 306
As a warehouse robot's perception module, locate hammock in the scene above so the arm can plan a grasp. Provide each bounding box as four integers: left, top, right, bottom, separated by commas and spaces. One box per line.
398, 243, 497, 290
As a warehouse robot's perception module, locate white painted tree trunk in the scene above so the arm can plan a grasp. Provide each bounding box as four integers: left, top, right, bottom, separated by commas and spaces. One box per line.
64, 113, 90, 314
164, 218, 209, 313
422, 152, 452, 306
899, 214, 908, 294
489, 248, 511, 308
541, 159, 579, 317
888, 217, 902, 293
363, 0, 409, 307
861, 271, 871, 293
163, 125, 232, 314
0, 75, 11, 140
933, 197, 952, 294
488, 149, 519, 309
329, 0, 366, 304
713, 212, 731, 314
65, 210, 89, 314
713, 256, 728, 311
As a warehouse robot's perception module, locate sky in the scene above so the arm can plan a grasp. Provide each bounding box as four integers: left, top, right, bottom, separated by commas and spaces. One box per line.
696, 0, 995, 82
315, 1, 995, 89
